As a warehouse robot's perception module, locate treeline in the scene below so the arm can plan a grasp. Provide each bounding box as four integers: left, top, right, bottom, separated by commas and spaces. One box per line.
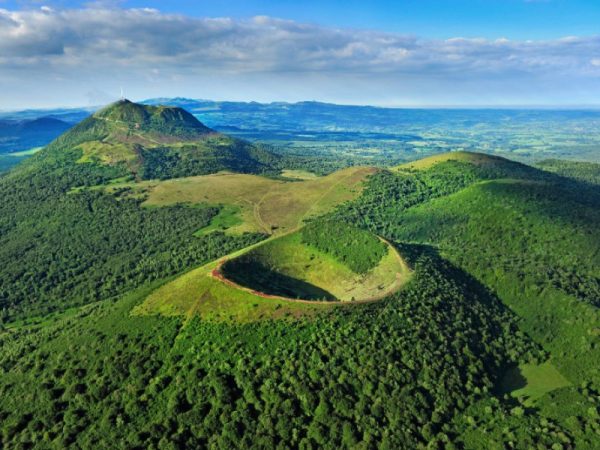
301, 221, 387, 273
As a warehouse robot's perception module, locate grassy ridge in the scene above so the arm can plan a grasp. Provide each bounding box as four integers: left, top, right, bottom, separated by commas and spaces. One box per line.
137, 229, 409, 318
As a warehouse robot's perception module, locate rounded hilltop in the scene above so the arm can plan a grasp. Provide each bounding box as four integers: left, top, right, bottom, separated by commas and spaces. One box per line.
394, 150, 525, 171
92, 99, 213, 135
28, 99, 283, 181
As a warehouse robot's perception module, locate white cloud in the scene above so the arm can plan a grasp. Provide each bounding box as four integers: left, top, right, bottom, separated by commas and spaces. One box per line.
0, 6, 599, 107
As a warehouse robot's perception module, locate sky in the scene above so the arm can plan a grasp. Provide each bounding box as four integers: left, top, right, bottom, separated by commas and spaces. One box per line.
1, 0, 600, 108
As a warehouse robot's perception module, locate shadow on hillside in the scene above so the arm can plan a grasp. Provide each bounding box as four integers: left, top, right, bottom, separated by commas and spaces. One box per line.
393, 242, 544, 391
222, 260, 337, 301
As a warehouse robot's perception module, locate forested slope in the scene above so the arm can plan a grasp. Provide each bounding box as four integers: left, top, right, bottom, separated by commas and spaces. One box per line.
0, 246, 548, 448
1, 148, 599, 448
329, 157, 600, 447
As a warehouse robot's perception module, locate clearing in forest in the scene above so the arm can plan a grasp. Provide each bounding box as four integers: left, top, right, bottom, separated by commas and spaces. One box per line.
499, 361, 571, 406
109, 166, 377, 235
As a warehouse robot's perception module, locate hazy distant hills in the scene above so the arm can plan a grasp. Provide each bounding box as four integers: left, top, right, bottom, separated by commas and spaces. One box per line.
0, 117, 71, 153
3, 98, 600, 166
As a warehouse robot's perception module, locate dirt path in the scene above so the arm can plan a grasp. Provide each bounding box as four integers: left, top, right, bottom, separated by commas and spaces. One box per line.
300, 169, 359, 223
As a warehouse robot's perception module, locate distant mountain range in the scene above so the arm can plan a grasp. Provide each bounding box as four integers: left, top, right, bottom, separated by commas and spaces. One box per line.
5, 98, 600, 135
2, 98, 600, 169
0, 117, 72, 153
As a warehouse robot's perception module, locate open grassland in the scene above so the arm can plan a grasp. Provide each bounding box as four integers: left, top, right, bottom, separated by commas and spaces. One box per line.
193, 204, 243, 236
500, 361, 571, 406
134, 229, 410, 322
132, 240, 331, 323
110, 166, 377, 234
280, 169, 319, 180
394, 151, 510, 171
222, 232, 409, 302
76, 141, 138, 165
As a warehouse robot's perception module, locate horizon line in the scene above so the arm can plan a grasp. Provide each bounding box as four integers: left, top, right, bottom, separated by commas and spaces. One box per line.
3, 98, 600, 114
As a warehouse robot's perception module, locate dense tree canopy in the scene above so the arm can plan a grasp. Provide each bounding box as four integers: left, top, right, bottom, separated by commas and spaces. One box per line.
0, 150, 599, 448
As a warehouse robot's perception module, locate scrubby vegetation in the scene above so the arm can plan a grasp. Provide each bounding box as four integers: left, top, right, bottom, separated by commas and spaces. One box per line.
139, 139, 281, 180
301, 221, 387, 274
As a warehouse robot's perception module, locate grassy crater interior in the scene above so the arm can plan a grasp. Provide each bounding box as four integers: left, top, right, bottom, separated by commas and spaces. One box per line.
219, 231, 407, 302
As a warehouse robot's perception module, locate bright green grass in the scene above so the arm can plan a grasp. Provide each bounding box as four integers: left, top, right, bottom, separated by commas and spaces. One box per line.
394, 151, 508, 171
500, 361, 571, 405
224, 232, 408, 301
193, 204, 243, 236
134, 228, 411, 321
131, 247, 328, 323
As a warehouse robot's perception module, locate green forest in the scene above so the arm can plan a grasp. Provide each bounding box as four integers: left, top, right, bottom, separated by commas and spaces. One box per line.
0, 102, 599, 449
300, 222, 387, 274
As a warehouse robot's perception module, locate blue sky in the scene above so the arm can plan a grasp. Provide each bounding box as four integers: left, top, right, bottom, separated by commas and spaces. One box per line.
123, 0, 600, 40
4, 0, 600, 39
0, 0, 599, 108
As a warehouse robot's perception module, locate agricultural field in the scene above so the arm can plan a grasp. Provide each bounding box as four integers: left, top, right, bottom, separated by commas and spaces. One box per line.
0, 147, 42, 172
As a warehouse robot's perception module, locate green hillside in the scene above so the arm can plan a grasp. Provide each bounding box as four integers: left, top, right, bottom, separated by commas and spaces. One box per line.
328, 157, 600, 448
21, 99, 282, 182
536, 158, 600, 185
218, 229, 407, 302
1, 140, 599, 449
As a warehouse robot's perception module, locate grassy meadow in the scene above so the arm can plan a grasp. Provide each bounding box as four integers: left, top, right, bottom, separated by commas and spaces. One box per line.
105, 166, 377, 234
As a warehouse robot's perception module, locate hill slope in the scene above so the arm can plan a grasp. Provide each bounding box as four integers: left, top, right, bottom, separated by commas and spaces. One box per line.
25, 99, 282, 182
394, 151, 523, 171
328, 157, 600, 448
